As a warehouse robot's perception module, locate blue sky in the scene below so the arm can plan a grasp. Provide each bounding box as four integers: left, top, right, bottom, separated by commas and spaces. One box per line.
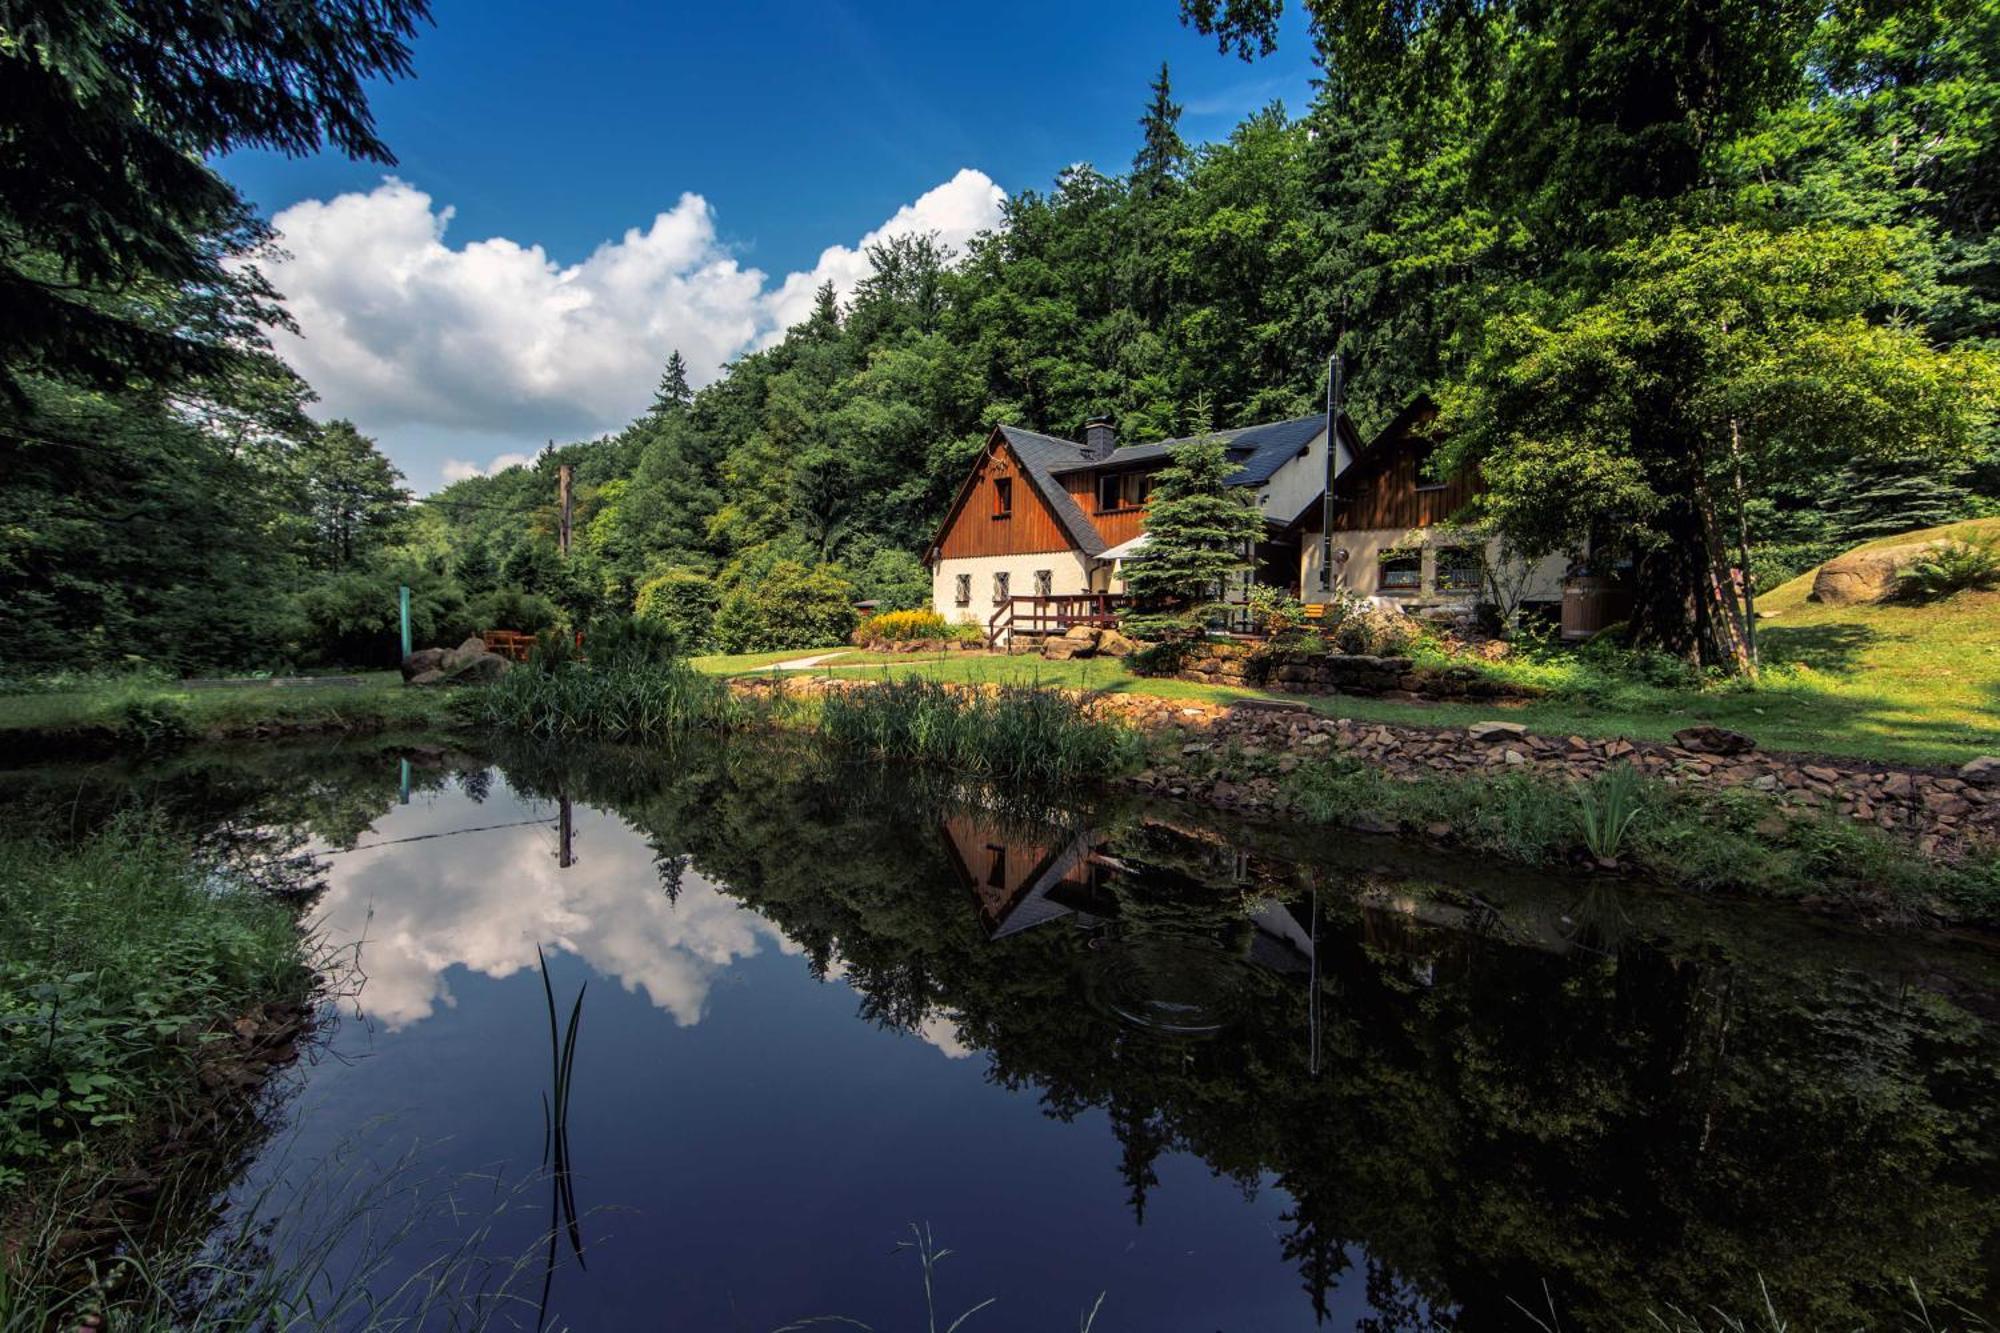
220, 0, 1319, 491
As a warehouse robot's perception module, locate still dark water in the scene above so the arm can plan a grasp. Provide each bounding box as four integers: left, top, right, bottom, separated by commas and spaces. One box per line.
9, 738, 2000, 1330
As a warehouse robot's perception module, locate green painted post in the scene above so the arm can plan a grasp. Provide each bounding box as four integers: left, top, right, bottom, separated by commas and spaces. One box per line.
399, 758, 410, 806
398, 585, 412, 659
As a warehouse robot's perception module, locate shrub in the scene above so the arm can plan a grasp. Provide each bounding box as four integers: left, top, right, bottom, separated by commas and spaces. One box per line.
1246, 585, 1309, 637
1331, 607, 1420, 656
118, 692, 193, 748
468, 586, 563, 637
586, 614, 683, 668
852, 609, 952, 644
711, 561, 859, 653
1896, 536, 2000, 601
0, 817, 311, 1191
635, 569, 719, 650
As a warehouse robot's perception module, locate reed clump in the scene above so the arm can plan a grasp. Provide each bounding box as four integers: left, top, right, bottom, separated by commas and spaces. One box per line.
816, 676, 1134, 784
462, 659, 747, 740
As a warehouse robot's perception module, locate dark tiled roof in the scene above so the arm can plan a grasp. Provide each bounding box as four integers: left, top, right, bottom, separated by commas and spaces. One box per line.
996, 425, 1107, 556
1050, 413, 1329, 489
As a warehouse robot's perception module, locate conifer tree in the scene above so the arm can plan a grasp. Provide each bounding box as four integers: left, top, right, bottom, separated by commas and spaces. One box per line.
1132, 62, 1187, 197
1120, 411, 1264, 611
651, 350, 693, 415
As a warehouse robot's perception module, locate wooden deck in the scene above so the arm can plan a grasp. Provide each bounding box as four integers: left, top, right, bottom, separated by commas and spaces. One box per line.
987, 594, 1124, 648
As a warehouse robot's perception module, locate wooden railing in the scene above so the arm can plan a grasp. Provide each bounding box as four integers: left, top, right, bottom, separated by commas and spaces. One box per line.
987, 594, 1123, 649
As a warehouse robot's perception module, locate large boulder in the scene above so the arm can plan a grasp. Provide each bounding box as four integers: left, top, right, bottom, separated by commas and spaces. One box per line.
1809, 542, 1937, 605
1096, 628, 1141, 657
1961, 756, 2000, 788
1043, 636, 1091, 661
446, 651, 511, 684
400, 647, 447, 681
1062, 623, 1102, 646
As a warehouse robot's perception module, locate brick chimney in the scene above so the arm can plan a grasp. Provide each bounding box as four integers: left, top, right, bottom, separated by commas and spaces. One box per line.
1082, 415, 1117, 460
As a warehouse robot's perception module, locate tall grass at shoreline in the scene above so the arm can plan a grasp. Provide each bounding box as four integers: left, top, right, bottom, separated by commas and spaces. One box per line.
816, 677, 1133, 784
461, 659, 748, 740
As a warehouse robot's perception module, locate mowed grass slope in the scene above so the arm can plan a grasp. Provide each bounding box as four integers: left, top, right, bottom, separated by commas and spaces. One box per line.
1749, 517, 2000, 766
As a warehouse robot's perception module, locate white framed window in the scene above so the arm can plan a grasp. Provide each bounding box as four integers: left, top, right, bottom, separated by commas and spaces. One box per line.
1379, 550, 1421, 592
992, 571, 1010, 604
1033, 569, 1053, 597
1435, 546, 1482, 593
954, 573, 971, 606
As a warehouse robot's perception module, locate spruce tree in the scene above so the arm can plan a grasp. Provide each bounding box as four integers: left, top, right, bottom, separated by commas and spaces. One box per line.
1132, 62, 1187, 197
651, 350, 693, 415
1120, 416, 1263, 611
1830, 463, 1973, 544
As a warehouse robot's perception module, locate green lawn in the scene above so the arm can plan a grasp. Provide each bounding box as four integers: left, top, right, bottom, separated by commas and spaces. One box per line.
693, 534, 2000, 771
0, 671, 453, 750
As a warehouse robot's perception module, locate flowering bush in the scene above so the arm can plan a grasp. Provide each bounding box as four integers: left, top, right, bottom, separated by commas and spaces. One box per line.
852, 609, 953, 644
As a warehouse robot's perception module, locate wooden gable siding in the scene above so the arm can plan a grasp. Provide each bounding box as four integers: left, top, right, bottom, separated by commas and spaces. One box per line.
938, 441, 1076, 558
1061, 471, 1150, 547
1333, 433, 1479, 532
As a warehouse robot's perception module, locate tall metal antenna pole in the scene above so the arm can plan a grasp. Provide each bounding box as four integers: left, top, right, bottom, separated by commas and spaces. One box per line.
1319, 309, 1346, 593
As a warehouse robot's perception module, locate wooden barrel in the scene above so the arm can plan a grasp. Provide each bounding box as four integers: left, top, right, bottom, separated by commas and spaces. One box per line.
1562, 576, 1631, 641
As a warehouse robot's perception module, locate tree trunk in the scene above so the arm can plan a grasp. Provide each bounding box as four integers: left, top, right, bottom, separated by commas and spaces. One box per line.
1691, 468, 1754, 675
1625, 486, 1754, 675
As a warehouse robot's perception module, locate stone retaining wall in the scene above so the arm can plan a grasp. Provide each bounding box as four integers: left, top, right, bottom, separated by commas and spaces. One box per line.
1166, 642, 1535, 702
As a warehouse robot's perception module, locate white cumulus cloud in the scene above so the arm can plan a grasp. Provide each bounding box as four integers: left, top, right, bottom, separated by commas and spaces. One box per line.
440, 451, 534, 483
255, 169, 1006, 486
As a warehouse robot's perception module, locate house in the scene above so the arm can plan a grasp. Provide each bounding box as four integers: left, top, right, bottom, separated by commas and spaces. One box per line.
925, 401, 1566, 643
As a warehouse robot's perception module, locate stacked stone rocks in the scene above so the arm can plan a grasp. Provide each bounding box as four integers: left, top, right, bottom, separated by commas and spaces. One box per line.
402, 636, 512, 686
1169, 643, 1533, 701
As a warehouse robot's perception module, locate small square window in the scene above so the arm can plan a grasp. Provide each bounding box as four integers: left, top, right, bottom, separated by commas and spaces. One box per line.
1033, 569, 1053, 597
954, 573, 971, 606
992, 571, 1010, 604
1436, 547, 1482, 593
1379, 551, 1421, 592
993, 477, 1013, 517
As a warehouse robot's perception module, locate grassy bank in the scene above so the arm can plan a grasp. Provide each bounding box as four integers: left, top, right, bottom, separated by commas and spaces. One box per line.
1278, 754, 1999, 924
1, 816, 319, 1325
0, 817, 314, 1186
0, 672, 454, 757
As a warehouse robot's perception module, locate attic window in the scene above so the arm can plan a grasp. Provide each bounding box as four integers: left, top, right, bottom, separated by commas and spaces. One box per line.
1096, 471, 1151, 512
993, 477, 1013, 517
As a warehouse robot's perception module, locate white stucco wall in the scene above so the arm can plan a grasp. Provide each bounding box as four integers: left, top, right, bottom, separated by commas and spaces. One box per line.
1299, 527, 1567, 607
1249, 427, 1342, 527
932, 551, 1095, 627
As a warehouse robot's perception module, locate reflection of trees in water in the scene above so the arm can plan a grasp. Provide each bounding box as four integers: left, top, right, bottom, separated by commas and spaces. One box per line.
11, 738, 1996, 1327
517, 739, 2000, 1330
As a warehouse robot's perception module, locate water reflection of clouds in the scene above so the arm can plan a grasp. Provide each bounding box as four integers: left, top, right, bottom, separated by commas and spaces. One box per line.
313, 777, 800, 1031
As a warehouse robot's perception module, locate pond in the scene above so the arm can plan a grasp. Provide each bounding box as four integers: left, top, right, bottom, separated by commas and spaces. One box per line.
7, 738, 1999, 1330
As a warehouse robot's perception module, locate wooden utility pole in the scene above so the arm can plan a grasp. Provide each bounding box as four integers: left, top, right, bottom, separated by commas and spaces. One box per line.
557, 461, 573, 557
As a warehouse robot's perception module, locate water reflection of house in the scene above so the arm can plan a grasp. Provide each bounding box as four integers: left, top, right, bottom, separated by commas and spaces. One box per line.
939, 814, 1111, 939
938, 816, 1317, 975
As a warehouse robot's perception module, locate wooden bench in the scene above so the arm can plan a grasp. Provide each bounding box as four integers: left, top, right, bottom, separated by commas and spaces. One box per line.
481, 630, 539, 662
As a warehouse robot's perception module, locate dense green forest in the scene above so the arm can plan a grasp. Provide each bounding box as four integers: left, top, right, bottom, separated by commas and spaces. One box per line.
3, 0, 1997, 673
